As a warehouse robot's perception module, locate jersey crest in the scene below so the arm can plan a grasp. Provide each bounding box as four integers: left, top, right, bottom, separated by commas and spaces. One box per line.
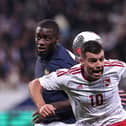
103, 77, 110, 87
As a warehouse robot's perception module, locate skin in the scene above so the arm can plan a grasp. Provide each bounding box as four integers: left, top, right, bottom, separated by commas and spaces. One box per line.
80, 50, 104, 81
28, 79, 56, 119
35, 27, 58, 57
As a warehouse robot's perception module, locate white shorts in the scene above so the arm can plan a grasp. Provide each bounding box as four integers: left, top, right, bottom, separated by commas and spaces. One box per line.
34, 121, 75, 126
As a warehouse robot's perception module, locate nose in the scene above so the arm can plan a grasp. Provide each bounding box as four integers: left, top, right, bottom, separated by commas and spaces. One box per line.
96, 60, 103, 68
38, 39, 46, 44
37, 39, 47, 48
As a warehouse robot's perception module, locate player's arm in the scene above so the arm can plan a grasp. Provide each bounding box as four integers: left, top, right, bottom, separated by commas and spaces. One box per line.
32, 99, 71, 123
28, 79, 56, 118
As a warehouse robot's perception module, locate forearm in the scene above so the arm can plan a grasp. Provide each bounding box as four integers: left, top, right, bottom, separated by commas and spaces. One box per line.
28, 79, 45, 109
51, 100, 71, 110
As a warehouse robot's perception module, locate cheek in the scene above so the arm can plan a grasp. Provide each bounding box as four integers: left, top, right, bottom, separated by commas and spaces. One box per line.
87, 67, 92, 73
84, 66, 91, 73
86, 63, 94, 69
45, 41, 53, 47
86, 65, 94, 74
47, 42, 55, 50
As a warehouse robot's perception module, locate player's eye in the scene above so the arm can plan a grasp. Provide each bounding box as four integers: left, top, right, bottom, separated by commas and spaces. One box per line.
36, 34, 41, 40
36, 34, 53, 41
43, 35, 48, 40
99, 57, 104, 62
88, 58, 97, 63
43, 35, 52, 41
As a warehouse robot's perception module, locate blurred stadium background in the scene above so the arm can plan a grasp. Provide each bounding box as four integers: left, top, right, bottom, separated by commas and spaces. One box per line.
0, 0, 126, 125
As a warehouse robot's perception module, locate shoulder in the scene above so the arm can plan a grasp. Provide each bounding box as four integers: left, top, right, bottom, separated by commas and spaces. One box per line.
53, 44, 76, 66
104, 59, 126, 67
56, 44, 75, 58
104, 59, 126, 75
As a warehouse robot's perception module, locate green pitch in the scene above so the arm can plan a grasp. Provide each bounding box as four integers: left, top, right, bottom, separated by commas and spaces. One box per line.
0, 110, 34, 126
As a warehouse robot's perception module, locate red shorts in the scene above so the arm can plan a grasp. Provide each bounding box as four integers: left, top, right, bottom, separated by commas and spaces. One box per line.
110, 119, 126, 126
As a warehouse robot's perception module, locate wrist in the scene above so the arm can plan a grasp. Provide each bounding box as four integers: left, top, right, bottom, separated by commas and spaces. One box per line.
37, 103, 45, 110
39, 105, 44, 113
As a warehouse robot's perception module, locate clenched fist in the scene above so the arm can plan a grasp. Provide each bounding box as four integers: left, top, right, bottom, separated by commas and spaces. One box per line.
39, 104, 56, 118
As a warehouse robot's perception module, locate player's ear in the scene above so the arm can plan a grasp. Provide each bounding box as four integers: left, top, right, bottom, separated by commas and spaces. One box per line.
80, 57, 83, 64
80, 55, 86, 65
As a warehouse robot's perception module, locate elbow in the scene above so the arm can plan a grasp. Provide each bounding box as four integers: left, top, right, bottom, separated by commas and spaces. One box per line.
28, 79, 42, 93
28, 79, 35, 91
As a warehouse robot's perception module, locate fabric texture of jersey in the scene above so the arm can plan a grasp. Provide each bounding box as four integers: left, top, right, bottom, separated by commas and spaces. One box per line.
39, 59, 126, 126
35, 43, 77, 124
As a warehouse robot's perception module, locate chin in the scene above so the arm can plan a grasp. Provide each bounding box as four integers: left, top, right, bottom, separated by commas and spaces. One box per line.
94, 76, 101, 80
38, 52, 47, 58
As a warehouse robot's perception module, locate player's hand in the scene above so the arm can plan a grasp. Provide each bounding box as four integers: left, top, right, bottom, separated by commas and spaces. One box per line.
32, 110, 43, 123
39, 104, 56, 118
119, 89, 126, 105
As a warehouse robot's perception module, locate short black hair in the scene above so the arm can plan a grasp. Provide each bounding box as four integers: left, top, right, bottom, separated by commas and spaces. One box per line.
37, 19, 59, 36
81, 41, 103, 57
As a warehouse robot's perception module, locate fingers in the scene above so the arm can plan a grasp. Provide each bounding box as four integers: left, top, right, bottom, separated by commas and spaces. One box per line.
32, 110, 38, 117
32, 114, 43, 123
119, 90, 125, 93
120, 94, 126, 97
119, 90, 126, 105
39, 104, 56, 118
119, 90, 126, 99
32, 104, 56, 124
122, 102, 126, 105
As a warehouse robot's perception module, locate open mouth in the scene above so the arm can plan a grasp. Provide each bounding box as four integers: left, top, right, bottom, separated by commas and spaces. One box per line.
92, 69, 103, 76
93, 69, 102, 73
37, 45, 47, 53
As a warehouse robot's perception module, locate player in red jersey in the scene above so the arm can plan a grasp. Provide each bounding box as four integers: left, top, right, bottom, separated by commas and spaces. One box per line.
29, 33, 126, 126
72, 31, 126, 109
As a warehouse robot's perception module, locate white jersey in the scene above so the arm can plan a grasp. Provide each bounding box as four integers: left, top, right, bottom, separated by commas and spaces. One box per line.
39, 59, 126, 126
